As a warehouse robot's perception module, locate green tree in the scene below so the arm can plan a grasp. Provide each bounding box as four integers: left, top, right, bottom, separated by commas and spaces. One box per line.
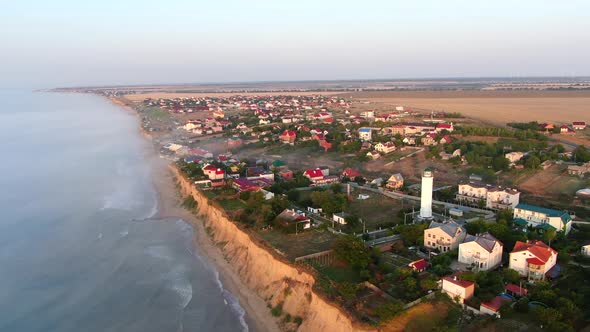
332, 235, 371, 270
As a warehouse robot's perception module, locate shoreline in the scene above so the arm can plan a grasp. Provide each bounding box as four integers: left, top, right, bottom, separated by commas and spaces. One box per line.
109, 93, 281, 332
149, 158, 280, 332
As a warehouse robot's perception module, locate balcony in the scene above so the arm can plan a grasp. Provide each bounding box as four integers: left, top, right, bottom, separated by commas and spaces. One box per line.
436, 239, 451, 246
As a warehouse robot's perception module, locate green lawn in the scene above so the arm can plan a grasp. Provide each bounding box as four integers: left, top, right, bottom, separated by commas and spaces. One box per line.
258, 228, 338, 260
218, 198, 245, 211
317, 265, 363, 283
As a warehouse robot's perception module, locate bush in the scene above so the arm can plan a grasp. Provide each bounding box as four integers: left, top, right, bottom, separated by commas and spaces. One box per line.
374, 300, 405, 322
271, 302, 283, 317
293, 316, 303, 326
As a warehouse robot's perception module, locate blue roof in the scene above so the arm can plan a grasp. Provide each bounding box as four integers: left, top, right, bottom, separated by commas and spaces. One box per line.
515, 203, 570, 224
535, 223, 557, 231
513, 218, 528, 226
359, 128, 371, 132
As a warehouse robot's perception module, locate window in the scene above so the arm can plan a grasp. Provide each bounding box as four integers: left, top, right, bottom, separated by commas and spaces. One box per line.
428, 234, 431, 238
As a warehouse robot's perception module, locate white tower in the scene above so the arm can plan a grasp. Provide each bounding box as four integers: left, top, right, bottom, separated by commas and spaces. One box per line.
419, 168, 433, 220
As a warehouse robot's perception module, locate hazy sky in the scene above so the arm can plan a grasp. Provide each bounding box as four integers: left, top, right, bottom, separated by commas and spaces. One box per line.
1, 0, 589, 88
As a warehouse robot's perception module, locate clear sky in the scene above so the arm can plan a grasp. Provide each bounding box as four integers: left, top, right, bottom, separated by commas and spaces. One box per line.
1, 0, 589, 88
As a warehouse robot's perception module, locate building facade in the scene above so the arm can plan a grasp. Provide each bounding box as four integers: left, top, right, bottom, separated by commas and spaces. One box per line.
509, 240, 557, 282
424, 220, 466, 252
458, 233, 503, 271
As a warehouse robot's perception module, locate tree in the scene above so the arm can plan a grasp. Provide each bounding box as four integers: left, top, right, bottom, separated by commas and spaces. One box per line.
525, 156, 541, 169
502, 268, 521, 284
492, 156, 510, 171
543, 228, 557, 246
332, 235, 371, 270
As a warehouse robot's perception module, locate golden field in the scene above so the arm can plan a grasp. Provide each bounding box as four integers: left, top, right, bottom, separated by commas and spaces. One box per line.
123, 91, 342, 101
349, 91, 590, 125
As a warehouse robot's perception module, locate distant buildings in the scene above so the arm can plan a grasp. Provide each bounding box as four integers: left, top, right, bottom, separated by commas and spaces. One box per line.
458, 232, 503, 271
408, 258, 429, 272
513, 203, 572, 234
332, 212, 349, 225
456, 182, 520, 210
509, 240, 557, 282
567, 162, 590, 177
572, 121, 587, 130
424, 220, 466, 252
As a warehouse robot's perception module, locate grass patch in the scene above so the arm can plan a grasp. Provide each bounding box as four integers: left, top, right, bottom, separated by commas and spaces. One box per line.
218, 199, 245, 211
271, 302, 284, 317
148, 108, 169, 119
317, 265, 363, 283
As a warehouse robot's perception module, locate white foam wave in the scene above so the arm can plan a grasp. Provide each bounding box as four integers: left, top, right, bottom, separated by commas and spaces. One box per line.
145, 245, 173, 261
166, 265, 193, 309
211, 267, 249, 332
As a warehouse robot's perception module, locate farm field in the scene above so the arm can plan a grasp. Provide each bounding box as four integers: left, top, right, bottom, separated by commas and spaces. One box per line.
348, 90, 590, 125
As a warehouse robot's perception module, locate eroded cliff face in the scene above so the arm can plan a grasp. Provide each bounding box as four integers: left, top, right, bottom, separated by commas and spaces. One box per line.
172, 167, 373, 332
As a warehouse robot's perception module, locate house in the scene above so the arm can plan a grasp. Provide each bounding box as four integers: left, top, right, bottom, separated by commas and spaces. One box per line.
374, 142, 396, 154
402, 137, 416, 145
278, 169, 294, 181
440, 148, 461, 161
505, 152, 525, 165
458, 232, 503, 271
304, 168, 339, 186
424, 220, 466, 252
439, 135, 453, 145
386, 173, 404, 190
572, 121, 587, 130
581, 243, 590, 256
341, 168, 362, 180
276, 209, 311, 230
505, 284, 528, 297
421, 134, 437, 146
560, 125, 576, 134
436, 123, 454, 132
279, 130, 296, 145
480, 296, 512, 317
359, 127, 372, 141
307, 206, 323, 214
441, 276, 475, 304
567, 162, 590, 177
456, 182, 520, 210
408, 258, 429, 272
332, 212, 349, 225
232, 177, 273, 192
509, 240, 558, 281
202, 164, 225, 181
513, 203, 572, 234
366, 151, 380, 159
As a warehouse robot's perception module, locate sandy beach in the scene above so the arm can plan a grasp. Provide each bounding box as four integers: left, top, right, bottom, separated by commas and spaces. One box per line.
149, 157, 280, 332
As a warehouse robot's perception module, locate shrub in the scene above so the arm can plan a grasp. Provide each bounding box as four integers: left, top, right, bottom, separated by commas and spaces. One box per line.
271, 302, 284, 317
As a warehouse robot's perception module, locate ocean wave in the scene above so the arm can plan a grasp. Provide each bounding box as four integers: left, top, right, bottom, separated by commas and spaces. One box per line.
166, 265, 193, 309
145, 245, 174, 261
195, 252, 249, 332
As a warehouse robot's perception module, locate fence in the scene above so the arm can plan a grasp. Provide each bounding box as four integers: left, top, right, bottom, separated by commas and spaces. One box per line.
294, 250, 336, 267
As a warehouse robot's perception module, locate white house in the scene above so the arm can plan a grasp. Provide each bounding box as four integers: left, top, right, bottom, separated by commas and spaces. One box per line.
374, 142, 396, 154
581, 243, 590, 256
505, 152, 525, 165
513, 203, 572, 234
509, 240, 557, 282
332, 212, 349, 225
441, 276, 475, 304
358, 127, 372, 141
456, 182, 520, 210
424, 220, 466, 252
458, 232, 503, 271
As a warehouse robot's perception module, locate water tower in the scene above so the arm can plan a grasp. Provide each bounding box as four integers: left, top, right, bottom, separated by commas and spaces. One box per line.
419, 168, 433, 220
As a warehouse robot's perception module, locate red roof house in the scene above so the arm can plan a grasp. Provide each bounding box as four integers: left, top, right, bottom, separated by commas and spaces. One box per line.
341, 168, 362, 179
408, 259, 429, 272
279, 130, 297, 144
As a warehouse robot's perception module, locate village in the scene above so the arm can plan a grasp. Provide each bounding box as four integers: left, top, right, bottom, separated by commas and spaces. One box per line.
116, 91, 590, 331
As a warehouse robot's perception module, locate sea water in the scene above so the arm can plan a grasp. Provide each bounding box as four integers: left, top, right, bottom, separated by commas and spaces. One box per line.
0, 90, 248, 332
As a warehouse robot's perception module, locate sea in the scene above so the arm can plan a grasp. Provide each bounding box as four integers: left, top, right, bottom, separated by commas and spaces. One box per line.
0, 90, 249, 332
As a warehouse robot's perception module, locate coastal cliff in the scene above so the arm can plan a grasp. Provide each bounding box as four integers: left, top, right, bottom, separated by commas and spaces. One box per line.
171, 166, 372, 332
